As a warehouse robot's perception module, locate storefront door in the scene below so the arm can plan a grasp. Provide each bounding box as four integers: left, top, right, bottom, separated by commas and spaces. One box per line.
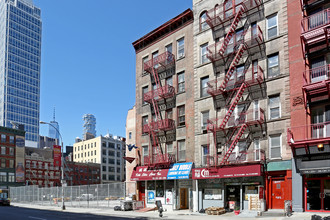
139, 181, 146, 206
271, 179, 285, 209
179, 188, 188, 209
226, 185, 240, 210
306, 178, 330, 211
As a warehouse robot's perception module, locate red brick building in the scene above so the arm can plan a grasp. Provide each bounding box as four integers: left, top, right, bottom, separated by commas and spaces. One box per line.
65, 161, 100, 186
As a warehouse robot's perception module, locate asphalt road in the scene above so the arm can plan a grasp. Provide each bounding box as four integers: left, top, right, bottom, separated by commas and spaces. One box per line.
0, 206, 145, 220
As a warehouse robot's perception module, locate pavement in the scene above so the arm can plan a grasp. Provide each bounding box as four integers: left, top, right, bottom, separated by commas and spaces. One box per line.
11, 203, 330, 220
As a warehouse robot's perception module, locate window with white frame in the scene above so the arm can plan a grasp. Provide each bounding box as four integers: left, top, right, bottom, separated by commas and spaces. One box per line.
142, 116, 148, 133
269, 95, 280, 119
1, 146, 5, 155
178, 105, 185, 126
0, 172, 6, 182
200, 43, 208, 64
268, 53, 279, 78
142, 86, 148, 105
177, 38, 185, 59
178, 140, 186, 161
254, 139, 260, 161
201, 111, 209, 131
8, 172, 14, 182
166, 143, 173, 155
267, 14, 278, 39
142, 145, 148, 165
152, 51, 159, 68
201, 76, 209, 97
165, 44, 172, 54
142, 56, 148, 73
200, 11, 208, 31
177, 72, 185, 93
166, 76, 173, 86
270, 135, 281, 159
202, 145, 209, 166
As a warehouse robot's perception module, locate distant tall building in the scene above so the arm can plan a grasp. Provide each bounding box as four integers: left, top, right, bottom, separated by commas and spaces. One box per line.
83, 114, 96, 137
0, 0, 42, 148
48, 108, 59, 140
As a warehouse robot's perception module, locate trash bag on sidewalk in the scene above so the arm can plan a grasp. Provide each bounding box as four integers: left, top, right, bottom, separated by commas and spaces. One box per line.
199, 209, 205, 213
311, 215, 322, 220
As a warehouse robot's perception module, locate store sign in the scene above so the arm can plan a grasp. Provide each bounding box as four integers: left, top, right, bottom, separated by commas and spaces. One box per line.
192, 164, 262, 179
167, 162, 193, 179
147, 190, 155, 204
131, 166, 168, 181
53, 145, 61, 168
301, 168, 330, 174
15, 136, 25, 183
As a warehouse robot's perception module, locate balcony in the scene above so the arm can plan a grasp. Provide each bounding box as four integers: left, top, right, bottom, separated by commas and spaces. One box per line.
207, 65, 264, 96
302, 64, 330, 105
288, 122, 330, 148
144, 51, 175, 74
143, 153, 176, 168
301, 8, 330, 50
143, 84, 175, 103
143, 118, 176, 134
207, 149, 265, 167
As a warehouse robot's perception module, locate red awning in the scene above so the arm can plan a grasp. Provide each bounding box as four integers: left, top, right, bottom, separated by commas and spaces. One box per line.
131, 166, 169, 181
192, 164, 263, 179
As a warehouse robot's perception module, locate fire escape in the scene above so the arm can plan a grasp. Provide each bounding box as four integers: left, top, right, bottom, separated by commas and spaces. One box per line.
205, 0, 266, 168
143, 51, 176, 169
288, 1, 330, 151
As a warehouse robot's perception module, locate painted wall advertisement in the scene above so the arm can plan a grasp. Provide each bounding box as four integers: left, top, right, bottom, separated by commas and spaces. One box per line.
53, 145, 61, 168
15, 136, 25, 182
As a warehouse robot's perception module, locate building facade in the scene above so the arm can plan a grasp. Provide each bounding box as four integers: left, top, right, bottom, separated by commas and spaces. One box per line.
288, 0, 330, 213
83, 114, 96, 138
65, 161, 100, 186
73, 134, 125, 183
132, 9, 194, 210
39, 135, 59, 149
0, 0, 42, 148
0, 126, 25, 189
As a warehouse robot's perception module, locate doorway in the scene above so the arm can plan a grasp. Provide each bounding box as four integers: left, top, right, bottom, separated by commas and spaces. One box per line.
270, 179, 285, 209
138, 181, 146, 207
306, 178, 330, 211
226, 185, 240, 210
179, 188, 188, 209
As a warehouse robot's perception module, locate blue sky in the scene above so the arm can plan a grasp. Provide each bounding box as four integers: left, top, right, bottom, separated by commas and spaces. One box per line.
35, 0, 192, 148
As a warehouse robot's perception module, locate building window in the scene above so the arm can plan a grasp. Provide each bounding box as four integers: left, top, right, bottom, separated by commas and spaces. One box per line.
142, 146, 148, 165
109, 159, 115, 164
1, 159, 5, 168
177, 72, 185, 93
270, 135, 281, 159
200, 43, 208, 64
1, 146, 5, 155
142, 115, 149, 133
142, 56, 148, 73
102, 166, 106, 172
152, 51, 159, 69
8, 173, 14, 182
166, 143, 173, 155
129, 132, 132, 139
178, 140, 186, 162
142, 86, 148, 105
268, 53, 279, 78
8, 160, 13, 168
267, 14, 278, 39
165, 44, 172, 54
202, 145, 209, 166
269, 95, 280, 119
9, 136, 14, 144
201, 76, 209, 97
200, 11, 208, 31
201, 111, 209, 131
1, 134, 6, 142
254, 139, 260, 161
0, 172, 6, 182
177, 38, 185, 59
177, 105, 185, 126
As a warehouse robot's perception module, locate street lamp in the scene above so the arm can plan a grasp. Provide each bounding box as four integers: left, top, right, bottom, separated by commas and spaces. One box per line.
40, 121, 65, 210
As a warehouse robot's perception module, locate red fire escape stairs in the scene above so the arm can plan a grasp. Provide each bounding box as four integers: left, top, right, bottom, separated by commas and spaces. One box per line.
218, 5, 247, 60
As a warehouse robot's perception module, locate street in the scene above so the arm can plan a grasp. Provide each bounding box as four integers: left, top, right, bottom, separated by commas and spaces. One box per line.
0, 206, 140, 220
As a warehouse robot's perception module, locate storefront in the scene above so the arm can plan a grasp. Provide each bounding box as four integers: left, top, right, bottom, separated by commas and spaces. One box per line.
131, 163, 193, 211
193, 164, 265, 211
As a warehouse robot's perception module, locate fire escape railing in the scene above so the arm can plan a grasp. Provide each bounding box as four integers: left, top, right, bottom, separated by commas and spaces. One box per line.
288, 122, 330, 144
301, 8, 330, 34
303, 64, 330, 86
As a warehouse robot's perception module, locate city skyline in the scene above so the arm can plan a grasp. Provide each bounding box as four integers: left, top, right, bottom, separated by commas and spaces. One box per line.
36, 0, 191, 146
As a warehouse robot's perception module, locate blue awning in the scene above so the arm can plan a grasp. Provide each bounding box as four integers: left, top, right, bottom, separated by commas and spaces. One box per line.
167, 162, 193, 179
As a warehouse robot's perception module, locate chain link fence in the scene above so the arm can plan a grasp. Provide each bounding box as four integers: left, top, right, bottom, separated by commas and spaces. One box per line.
10, 183, 125, 208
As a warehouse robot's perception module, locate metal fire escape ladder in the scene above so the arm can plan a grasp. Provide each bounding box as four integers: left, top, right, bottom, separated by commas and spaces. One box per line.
220, 123, 248, 165
218, 5, 246, 57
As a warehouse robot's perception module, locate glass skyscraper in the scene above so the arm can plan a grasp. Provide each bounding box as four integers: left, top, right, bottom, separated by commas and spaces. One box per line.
0, 0, 41, 147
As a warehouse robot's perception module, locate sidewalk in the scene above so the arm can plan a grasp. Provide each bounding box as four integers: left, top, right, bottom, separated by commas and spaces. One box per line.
11, 203, 330, 220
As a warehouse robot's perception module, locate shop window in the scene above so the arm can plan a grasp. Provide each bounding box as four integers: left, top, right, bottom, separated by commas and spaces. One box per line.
156, 181, 164, 197
147, 181, 155, 190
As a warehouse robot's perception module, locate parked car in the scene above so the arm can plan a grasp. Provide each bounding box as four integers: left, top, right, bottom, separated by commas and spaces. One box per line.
0, 198, 10, 206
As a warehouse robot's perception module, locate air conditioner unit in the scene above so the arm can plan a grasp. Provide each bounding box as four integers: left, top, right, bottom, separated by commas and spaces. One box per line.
201, 125, 207, 131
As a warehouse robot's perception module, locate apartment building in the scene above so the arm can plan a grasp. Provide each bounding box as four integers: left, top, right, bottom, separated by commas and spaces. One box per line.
73, 134, 125, 183
288, 0, 330, 212
191, 0, 292, 211
65, 161, 100, 186
132, 9, 194, 210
